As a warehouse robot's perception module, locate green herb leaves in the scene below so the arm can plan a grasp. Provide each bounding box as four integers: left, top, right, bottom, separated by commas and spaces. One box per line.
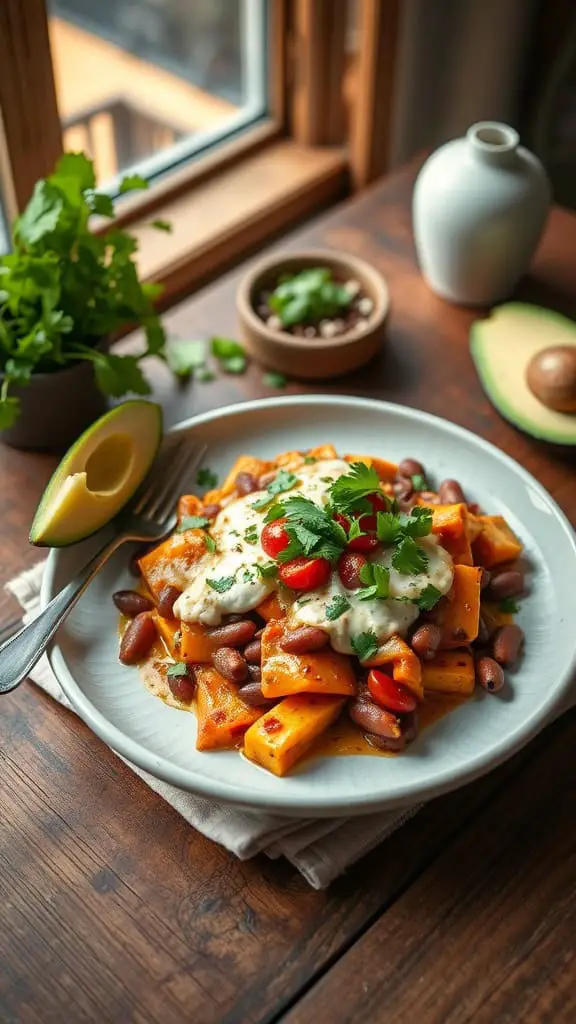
263, 371, 287, 389
266, 494, 346, 565
392, 536, 429, 575
325, 594, 350, 620
166, 339, 207, 379
411, 473, 428, 492
351, 631, 379, 662
177, 515, 211, 532
211, 337, 247, 375
167, 662, 188, 677
416, 584, 443, 610
268, 267, 352, 328
498, 597, 519, 613
206, 575, 236, 593
196, 467, 218, 489
329, 461, 383, 515
244, 525, 259, 545
251, 470, 299, 510
357, 562, 390, 601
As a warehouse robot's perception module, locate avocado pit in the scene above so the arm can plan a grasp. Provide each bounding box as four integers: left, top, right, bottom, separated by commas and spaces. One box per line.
526, 345, 576, 413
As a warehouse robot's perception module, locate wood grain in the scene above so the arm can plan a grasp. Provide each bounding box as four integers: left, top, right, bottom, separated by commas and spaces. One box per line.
291, 0, 348, 145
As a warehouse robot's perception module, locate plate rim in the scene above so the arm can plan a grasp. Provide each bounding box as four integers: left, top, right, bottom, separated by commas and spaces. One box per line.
43, 394, 576, 816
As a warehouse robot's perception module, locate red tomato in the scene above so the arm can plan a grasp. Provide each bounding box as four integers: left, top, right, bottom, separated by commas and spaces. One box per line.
337, 552, 367, 589
334, 512, 350, 532
367, 492, 388, 513
367, 669, 418, 713
261, 518, 290, 558
278, 556, 331, 591
335, 511, 379, 552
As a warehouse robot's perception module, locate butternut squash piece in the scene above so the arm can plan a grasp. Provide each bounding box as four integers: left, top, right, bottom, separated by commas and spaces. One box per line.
177, 494, 204, 522
180, 622, 215, 663
416, 492, 440, 505
422, 650, 475, 695
365, 634, 423, 699
261, 622, 356, 698
440, 565, 482, 648
256, 593, 286, 622
195, 667, 262, 750
481, 600, 514, 631
465, 512, 483, 543
243, 694, 345, 775
472, 515, 523, 568
138, 532, 206, 597
344, 454, 398, 481
273, 450, 305, 471
431, 503, 473, 564
307, 443, 338, 460
153, 612, 182, 659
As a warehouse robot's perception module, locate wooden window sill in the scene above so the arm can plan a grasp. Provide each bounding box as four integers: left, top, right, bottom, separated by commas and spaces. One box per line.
131, 140, 349, 303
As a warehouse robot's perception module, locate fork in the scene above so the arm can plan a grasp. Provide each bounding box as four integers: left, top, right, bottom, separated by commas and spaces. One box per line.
0, 436, 207, 695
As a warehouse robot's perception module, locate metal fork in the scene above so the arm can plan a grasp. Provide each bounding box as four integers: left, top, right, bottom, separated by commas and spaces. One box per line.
0, 436, 207, 695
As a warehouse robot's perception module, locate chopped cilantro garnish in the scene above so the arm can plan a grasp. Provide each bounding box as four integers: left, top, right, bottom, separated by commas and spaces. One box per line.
304, 455, 316, 464
416, 584, 443, 610
329, 461, 383, 515
392, 536, 429, 575
263, 371, 287, 389
325, 594, 351, 620
167, 662, 188, 677
402, 506, 433, 538
411, 473, 428, 492
251, 469, 299, 510
222, 355, 247, 374
499, 597, 519, 613
351, 630, 380, 662
244, 524, 259, 545
177, 515, 210, 532
196, 367, 216, 383
257, 561, 278, 580
206, 575, 236, 593
376, 511, 402, 543
271, 494, 347, 565
357, 562, 390, 601
347, 519, 365, 543
203, 534, 217, 553
196, 467, 218, 489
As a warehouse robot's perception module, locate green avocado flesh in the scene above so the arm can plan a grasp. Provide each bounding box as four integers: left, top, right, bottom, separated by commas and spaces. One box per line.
30, 400, 163, 546
470, 302, 576, 445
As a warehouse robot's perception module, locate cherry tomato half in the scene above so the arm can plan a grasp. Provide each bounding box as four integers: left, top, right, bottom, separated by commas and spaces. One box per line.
367, 669, 418, 713
335, 511, 379, 553
337, 551, 367, 590
261, 518, 290, 558
278, 556, 331, 591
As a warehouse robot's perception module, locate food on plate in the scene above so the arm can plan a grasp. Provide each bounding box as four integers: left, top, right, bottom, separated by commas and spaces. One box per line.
30, 401, 162, 546
470, 302, 576, 445
115, 446, 525, 775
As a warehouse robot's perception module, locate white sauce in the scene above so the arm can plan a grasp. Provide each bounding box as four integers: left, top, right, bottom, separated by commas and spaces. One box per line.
173, 458, 454, 645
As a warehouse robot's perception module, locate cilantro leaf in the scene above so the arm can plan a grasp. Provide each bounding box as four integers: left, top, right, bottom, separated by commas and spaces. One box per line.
263, 371, 287, 389
204, 534, 217, 553
270, 494, 347, 565
177, 515, 211, 532
264, 503, 285, 523
151, 219, 172, 232
411, 473, 428, 492
416, 584, 443, 610
347, 519, 366, 543
392, 537, 429, 575
206, 575, 236, 593
256, 561, 278, 580
251, 470, 299, 510
329, 461, 382, 515
0, 395, 20, 429
196, 367, 216, 383
119, 174, 148, 193
166, 339, 206, 378
402, 506, 433, 538
357, 562, 390, 601
196, 467, 218, 489
376, 511, 402, 543
351, 630, 380, 662
304, 455, 316, 464
222, 355, 247, 375
325, 595, 351, 621
167, 661, 188, 677
211, 337, 245, 359
499, 597, 519, 613
92, 353, 151, 397
244, 525, 259, 545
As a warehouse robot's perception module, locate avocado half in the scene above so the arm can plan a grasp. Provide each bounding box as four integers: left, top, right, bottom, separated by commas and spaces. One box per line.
30, 400, 163, 547
470, 303, 576, 445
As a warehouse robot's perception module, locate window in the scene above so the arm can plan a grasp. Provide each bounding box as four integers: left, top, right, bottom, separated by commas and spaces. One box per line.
48, 0, 268, 191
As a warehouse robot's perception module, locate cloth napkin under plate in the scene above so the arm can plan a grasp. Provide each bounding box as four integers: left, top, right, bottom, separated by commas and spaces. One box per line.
5, 561, 422, 888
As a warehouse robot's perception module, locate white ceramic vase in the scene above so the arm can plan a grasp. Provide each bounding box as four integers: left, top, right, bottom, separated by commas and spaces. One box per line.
413, 121, 551, 306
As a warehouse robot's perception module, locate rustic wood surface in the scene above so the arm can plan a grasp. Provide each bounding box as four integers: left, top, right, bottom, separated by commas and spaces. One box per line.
0, 157, 575, 1023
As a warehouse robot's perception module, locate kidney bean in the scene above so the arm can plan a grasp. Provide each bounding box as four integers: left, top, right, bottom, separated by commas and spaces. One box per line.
480, 568, 491, 591
474, 614, 491, 647
207, 620, 257, 646
237, 681, 275, 707
411, 623, 442, 661
235, 472, 259, 495
364, 709, 419, 752
438, 478, 466, 504
254, 627, 265, 639
402, 710, 419, 744
156, 584, 182, 619
248, 664, 262, 683
349, 698, 402, 739
113, 590, 154, 616
211, 647, 249, 684
119, 612, 157, 664
279, 626, 329, 654
486, 569, 524, 601
492, 624, 524, 667
243, 639, 262, 663
167, 666, 196, 702
201, 503, 221, 519
393, 477, 414, 501
476, 656, 505, 693
398, 458, 424, 478
223, 613, 246, 624
338, 551, 368, 589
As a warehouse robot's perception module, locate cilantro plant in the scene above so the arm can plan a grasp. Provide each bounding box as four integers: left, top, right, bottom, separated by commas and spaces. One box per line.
0, 153, 168, 429
268, 267, 352, 328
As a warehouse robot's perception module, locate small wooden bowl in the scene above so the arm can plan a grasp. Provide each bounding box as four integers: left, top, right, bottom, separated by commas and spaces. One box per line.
236, 249, 390, 379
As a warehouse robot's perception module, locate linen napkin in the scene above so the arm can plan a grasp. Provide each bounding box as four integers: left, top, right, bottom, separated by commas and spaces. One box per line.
5, 561, 422, 888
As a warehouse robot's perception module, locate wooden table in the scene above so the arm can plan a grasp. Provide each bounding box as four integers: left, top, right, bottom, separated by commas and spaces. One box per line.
1, 159, 575, 1024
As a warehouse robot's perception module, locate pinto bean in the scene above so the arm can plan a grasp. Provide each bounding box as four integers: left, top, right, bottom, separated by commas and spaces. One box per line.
235, 472, 259, 495
248, 664, 262, 683
243, 639, 262, 663
237, 681, 275, 707
438, 478, 466, 504
492, 624, 524, 667
486, 570, 524, 601
364, 709, 419, 751
349, 698, 402, 739
113, 590, 154, 616
411, 623, 442, 661
119, 613, 157, 665
279, 626, 329, 654
475, 656, 505, 693
211, 647, 249, 684
201, 503, 221, 519
167, 665, 196, 702
207, 620, 257, 646
398, 458, 425, 478
156, 584, 182, 619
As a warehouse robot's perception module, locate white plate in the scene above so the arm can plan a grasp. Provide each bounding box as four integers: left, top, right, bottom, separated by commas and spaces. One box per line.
43, 396, 576, 817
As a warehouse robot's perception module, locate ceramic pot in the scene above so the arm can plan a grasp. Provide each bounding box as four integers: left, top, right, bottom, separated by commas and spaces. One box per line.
1, 355, 108, 452
413, 121, 551, 306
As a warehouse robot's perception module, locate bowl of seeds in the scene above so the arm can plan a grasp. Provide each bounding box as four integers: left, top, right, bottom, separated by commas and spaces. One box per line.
236, 249, 389, 379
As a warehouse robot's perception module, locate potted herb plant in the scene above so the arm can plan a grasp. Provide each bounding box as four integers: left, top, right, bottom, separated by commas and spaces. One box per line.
0, 152, 167, 450
236, 250, 389, 379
